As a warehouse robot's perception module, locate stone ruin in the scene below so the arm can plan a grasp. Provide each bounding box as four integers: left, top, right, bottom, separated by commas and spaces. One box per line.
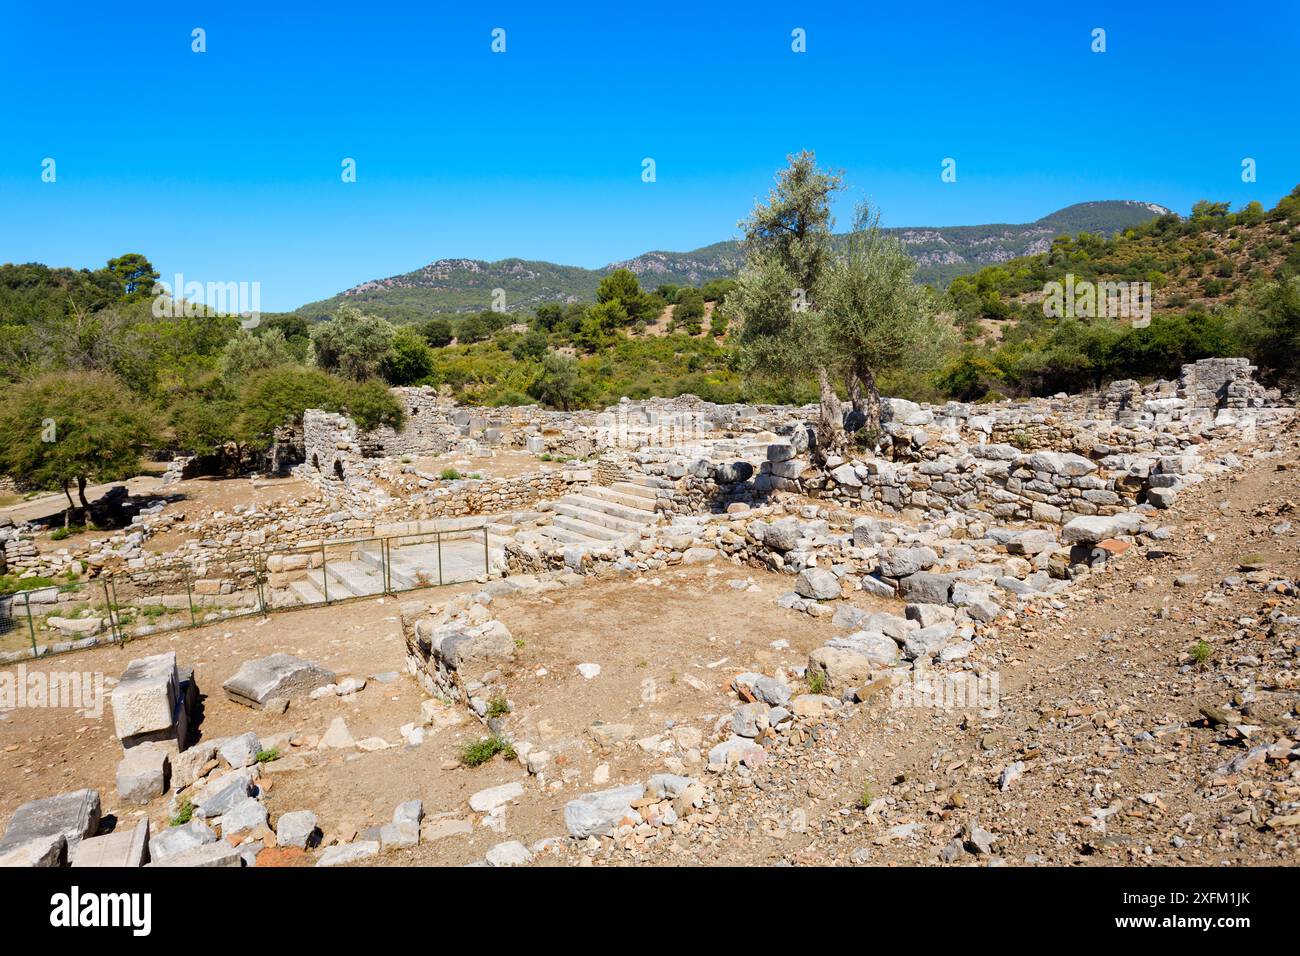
2, 356, 1296, 866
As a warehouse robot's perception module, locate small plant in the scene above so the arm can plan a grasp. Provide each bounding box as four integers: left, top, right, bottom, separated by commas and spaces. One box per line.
50, 525, 85, 541
1009, 431, 1034, 451
539, 453, 554, 461
169, 797, 194, 826
485, 694, 509, 719
439, 467, 462, 480
1191, 640, 1213, 665
852, 425, 882, 450
807, 669, 827, 695
459, 734, 515, 767
255, 747, 280, 763
141, 604, 168, 619
859, 782, 874, 809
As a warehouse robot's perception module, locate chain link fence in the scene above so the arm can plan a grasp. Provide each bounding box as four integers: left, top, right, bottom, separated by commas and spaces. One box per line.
2, 526, 491, 658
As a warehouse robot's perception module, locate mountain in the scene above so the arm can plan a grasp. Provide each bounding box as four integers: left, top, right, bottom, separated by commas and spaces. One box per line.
296, 200, 1175, 319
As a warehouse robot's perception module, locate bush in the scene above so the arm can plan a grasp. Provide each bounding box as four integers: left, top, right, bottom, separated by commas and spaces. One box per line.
458, 734, 515, 767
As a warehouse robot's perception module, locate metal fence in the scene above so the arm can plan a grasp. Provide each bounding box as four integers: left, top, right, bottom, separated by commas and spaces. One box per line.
2, 525, 491, 658
0, 578, 118, 659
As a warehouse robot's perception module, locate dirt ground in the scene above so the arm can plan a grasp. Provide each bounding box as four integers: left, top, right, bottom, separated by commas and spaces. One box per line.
407, 447, 549, 479
0, 560, 901, 866
6, 432, 1298, 868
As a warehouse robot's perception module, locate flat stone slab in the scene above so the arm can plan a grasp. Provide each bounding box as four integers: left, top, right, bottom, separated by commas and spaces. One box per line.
317, 840, 380, 867
469, 782, 524, 814
111, 653, 179, 740
0, 788, 101, 856
146, 841, 242, 867
72, 820, 150, 867
563, 784, 646, 838
222, 654, 337, 708
0, 833, 67, 867
149, 819, 217, 862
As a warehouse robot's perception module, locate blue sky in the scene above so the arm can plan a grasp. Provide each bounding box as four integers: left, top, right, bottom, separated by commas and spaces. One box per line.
1, 1, 1296, 311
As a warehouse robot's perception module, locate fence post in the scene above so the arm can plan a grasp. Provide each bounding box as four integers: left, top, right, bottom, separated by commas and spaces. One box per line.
255, 558, 267, 616
320, 542, 329, 604
184, 569, 197, 627
101, 576, 117, 644
22, 592, 37, 658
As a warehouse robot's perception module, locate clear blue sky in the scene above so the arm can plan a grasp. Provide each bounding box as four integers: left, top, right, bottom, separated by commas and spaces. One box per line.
1, 0, 1296, 311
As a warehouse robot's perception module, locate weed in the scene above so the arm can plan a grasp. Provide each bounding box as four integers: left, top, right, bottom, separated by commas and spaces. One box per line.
807, 669, 827, 696
459, 734, 515, 767
169, 797, 194, 826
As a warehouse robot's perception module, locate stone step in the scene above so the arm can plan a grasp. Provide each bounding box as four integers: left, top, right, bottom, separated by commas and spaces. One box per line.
289, 578, 326, 605
624, 474, 675, 489
609, 480, 660, 502
323, 560, 385, 598
552, 512, 632, 542
581, 484, 661, 515
554, 498, 647, 532
520, 526, 590, 547
302, 569, 352, 601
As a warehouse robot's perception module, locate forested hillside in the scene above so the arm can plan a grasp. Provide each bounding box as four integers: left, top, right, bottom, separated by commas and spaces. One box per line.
0, 187, 1295, 501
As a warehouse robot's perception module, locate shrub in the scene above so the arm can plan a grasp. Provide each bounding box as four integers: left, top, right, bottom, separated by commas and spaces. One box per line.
458, 734, 516, 767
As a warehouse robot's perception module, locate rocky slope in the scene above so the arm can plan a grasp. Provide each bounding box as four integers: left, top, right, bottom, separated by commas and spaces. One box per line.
296, 201, 1173, 318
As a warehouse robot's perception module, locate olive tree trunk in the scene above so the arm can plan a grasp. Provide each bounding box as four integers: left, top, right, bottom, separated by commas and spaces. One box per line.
815, 366, 847, 463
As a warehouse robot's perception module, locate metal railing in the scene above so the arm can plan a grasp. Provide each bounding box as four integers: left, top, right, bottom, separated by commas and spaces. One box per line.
1, 526, 491, 659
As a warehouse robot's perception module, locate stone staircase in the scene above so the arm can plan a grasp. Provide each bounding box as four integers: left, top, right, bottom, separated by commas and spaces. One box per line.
518, 476, 668, 550
276, 534, 508, 606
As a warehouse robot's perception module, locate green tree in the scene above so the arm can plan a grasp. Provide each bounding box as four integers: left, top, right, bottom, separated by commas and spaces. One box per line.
1234, 276, 1300, 382
457, 313, 491, 344
420, 317, 454, 348
529, 351, 585, 410
575, 301, 625, 351
729, 153, 945, 454
104, 253, 160, 301
674, 288, 705, 334
0, 371, 159, 524
597, 269, 657, 325
220, 328, 299, 382
310, 306, 396, 381
726, 151, 845, 454
383, 325, 435, 385
512, 328, 549, 361
235, 367, 404, 450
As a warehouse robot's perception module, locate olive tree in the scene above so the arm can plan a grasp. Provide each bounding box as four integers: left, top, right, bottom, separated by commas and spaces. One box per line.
0, 371, 159, 524
726, 151, 947, 459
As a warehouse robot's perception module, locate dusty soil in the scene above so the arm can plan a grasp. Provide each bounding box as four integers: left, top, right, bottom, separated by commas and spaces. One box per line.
0, 581, 478, 828
583, 434, 1300, 867
5, 431, 1298, 868
140, 475, 314, 554
0, 561, 900, 867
